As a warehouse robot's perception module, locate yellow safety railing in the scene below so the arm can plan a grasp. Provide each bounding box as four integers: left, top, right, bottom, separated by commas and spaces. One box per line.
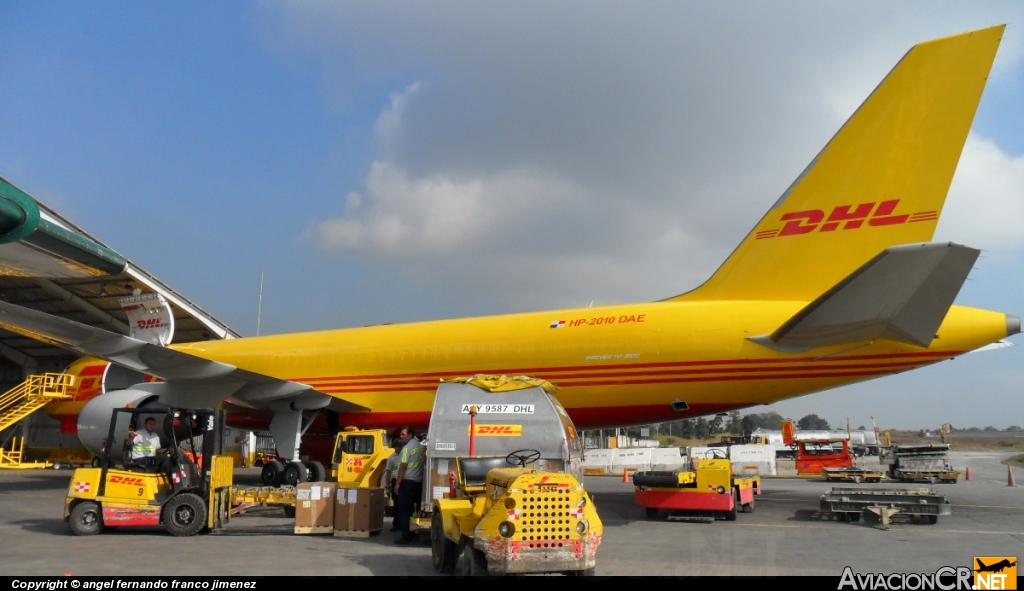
0, 373, 74, 433
0, 437, 25, 465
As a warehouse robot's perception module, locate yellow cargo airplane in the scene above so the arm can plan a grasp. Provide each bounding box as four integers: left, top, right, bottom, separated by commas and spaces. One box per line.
0, 25, 1017, 480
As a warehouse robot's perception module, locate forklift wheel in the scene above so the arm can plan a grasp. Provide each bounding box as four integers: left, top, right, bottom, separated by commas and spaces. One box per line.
69, 501, 105, 536
164, 493, 208, 537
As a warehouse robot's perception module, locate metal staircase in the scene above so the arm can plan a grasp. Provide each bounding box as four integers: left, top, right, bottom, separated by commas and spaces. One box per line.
0, 373, 74, 434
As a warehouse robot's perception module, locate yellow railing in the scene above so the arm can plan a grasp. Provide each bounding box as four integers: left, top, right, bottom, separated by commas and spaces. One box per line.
0, 373, 74, 433
0, 437, 24, 465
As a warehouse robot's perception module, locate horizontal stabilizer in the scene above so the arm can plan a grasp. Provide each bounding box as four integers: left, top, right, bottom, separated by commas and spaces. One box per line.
750, 243, 979, 352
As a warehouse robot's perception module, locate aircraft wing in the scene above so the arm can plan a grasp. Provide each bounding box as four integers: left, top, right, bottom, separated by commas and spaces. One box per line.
751, 242, 979, 352
0, 299, 366, 412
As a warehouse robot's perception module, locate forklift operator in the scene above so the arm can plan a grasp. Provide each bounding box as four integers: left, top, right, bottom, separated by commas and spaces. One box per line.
127, 417, 174, 475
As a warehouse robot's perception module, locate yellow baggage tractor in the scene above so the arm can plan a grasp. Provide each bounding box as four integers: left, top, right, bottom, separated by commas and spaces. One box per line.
633, 449, 756, 522
424, 376, 602, 576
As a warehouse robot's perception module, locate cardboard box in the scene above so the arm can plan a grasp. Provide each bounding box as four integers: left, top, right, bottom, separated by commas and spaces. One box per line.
333, 487, 384, 537
294, 482, 336, 534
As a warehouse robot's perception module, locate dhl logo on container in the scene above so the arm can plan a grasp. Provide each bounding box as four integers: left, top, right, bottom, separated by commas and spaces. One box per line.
756, 199, 937, 239
469, 424, 522, 437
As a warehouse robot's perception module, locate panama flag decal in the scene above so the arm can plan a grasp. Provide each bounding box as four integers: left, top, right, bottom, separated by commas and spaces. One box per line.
550, 320, 565, 329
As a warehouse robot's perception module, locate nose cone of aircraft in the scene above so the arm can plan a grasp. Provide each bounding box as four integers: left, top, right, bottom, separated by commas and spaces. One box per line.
1007, 314, 1021, 337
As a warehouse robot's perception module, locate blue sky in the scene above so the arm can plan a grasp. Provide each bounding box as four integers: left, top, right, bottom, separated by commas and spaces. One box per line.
2, 2, 1023, 430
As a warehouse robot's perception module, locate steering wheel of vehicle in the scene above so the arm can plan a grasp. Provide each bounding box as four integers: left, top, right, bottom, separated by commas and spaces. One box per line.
505, 449, 541, 467
705, 448, 728, 459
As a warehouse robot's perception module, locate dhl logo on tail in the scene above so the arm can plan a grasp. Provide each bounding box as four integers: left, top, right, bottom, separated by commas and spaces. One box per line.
757, 199, 938, 239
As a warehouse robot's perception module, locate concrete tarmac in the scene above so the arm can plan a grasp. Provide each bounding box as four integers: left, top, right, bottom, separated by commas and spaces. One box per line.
0, 451, 1021, 576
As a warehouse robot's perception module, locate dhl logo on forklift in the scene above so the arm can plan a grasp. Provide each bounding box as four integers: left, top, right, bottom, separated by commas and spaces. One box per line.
108, 475, 145, 486
756, 199, 937, 239
469, 424, 522, 437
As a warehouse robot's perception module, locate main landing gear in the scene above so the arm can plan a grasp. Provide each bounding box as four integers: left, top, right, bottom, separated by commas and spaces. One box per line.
260, 460, 327, 486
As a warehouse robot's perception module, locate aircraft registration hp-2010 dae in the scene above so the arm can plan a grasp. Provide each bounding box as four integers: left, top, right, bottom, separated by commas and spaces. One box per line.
0, 25, 1018, 482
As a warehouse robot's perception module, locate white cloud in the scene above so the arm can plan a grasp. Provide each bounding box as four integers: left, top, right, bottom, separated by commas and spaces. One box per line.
373, 81, 421, 156
938, 134, 1024, 252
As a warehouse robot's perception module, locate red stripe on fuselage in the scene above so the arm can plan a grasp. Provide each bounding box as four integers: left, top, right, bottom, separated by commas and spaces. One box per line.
291, 350, 958, 385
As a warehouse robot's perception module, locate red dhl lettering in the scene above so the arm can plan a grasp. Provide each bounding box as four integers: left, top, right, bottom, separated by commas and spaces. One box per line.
470, 424, 523, 436
136, 318, 165, 329
109, 475, 145, 486
757, 200, 937, 239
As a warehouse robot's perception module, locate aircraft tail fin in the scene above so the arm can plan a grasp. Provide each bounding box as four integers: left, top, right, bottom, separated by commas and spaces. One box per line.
672, 26, 1003, 302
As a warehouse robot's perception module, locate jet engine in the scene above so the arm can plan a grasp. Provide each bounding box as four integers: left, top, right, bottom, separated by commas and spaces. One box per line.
76, 389, 162, 458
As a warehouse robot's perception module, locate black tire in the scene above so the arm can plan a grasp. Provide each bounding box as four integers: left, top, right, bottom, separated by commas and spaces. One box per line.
431, 512, 459, 573
261, 460, 284, 487
925, 514, 937, 525
163, 493, 208, 537
305, 461, 327, 482
282, 461, 309, 486
69, 501, 104, 536
724, 490, 738, 521
565, 568, 597, 576
742, 497, 754, 514
645, 507, 659, 520
849, 512, 861, 523
91, 457, 102, 468
283, 505, 296, 518
461, 543, 488, 576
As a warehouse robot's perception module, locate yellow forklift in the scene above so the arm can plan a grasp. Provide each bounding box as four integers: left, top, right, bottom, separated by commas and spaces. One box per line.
64, 407, 233, 536
426, 376, 602, 576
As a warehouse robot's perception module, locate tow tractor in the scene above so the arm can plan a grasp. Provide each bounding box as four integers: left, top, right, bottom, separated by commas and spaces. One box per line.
64, 407, 233, 536
235, 427, 394, 517
633, 448, 756, 522
425, 376, 602, 576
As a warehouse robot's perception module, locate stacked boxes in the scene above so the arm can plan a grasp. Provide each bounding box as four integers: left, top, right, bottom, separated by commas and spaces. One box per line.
333, 487, 385, 537
294, 482, 336, 534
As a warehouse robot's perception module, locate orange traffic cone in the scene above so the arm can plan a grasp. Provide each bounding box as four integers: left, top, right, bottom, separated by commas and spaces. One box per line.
964, 466, 972, 481
622, 468, 632, 483
1009, 465, 1016, 487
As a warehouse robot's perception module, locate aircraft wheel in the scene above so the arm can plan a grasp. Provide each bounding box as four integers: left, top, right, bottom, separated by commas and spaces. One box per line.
261, 460, 284, 487
69, 501, 104, 536
431, 512, 459, 573
305, 461, 327, 482
164, 493, 208, 537
461, 543, 489, 576
282, 461, 309, 486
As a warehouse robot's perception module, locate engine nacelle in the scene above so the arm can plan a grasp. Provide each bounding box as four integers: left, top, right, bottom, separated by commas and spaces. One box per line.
76, 389, 160, 457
